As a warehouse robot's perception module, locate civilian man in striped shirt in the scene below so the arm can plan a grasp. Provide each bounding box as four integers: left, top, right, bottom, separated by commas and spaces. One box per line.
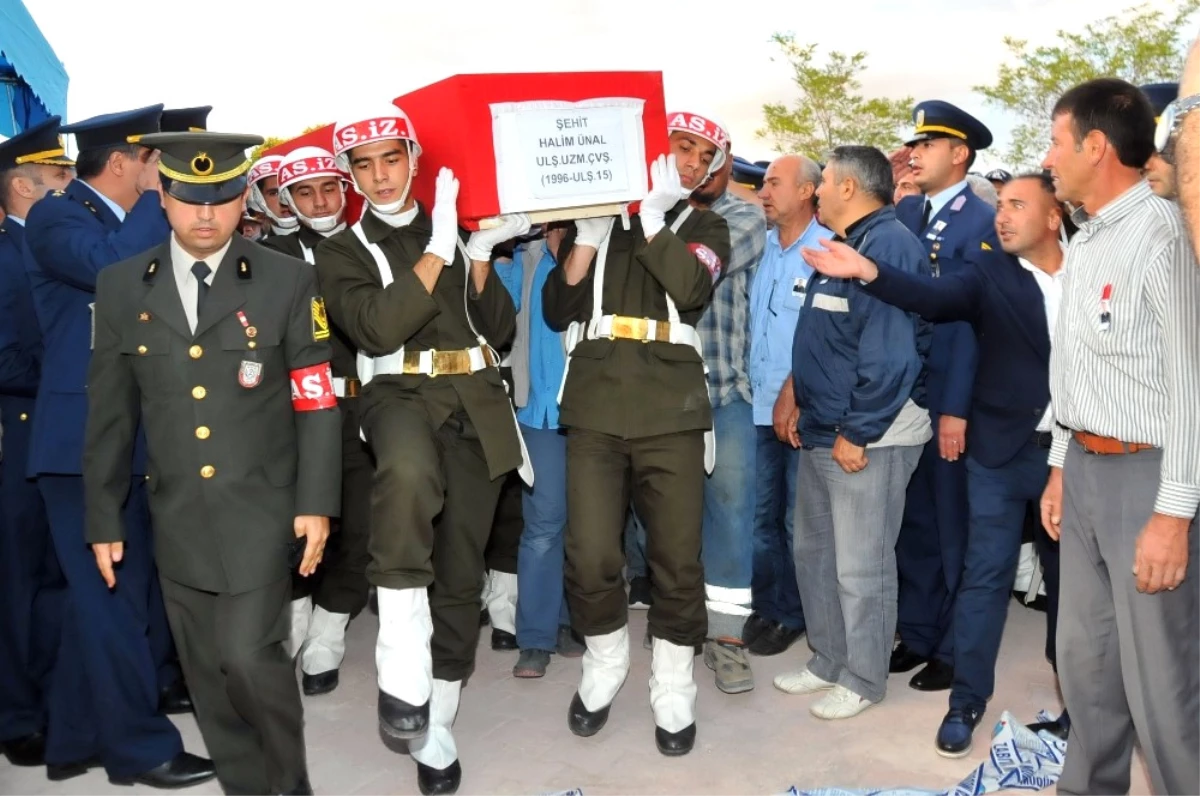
1039, 78, 1199, 796
687, 125, 768, 694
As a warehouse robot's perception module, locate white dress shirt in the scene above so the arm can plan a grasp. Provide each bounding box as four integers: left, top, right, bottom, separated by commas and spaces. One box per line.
170, 234, 232, 334
1018, 245, 1067, 432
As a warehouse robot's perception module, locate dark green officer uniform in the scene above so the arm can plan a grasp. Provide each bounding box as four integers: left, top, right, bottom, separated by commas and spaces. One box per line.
543, 203, 729, 647
316, 206, 521, 683
83, 132, 341, 796
262, 227, 373, 646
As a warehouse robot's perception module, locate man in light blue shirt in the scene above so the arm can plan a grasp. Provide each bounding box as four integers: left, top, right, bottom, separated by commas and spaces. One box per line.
745, 155, 832, 656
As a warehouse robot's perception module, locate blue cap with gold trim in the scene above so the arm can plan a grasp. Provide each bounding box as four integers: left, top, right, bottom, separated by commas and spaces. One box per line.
160, 106, 213, 133
906, 100, 993, 151
139, 131, 263, 205
61, 104, 165, 152
0, 117, 74, 169
1140, 83, 1178, 122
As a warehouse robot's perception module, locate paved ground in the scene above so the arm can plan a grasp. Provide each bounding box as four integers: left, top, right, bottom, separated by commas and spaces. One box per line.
1, 599, 1150, 795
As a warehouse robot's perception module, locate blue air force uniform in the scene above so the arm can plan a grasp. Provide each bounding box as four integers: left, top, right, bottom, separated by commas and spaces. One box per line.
22, 105, 201, 781
892, 101, 997, 687
0, 118, 72, 767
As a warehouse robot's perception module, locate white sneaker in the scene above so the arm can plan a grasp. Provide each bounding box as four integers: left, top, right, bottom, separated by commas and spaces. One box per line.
809, 685, 873, 719
773, 668, 835, 695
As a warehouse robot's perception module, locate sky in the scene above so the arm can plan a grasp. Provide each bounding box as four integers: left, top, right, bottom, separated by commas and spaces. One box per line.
17, 0, 1193, 171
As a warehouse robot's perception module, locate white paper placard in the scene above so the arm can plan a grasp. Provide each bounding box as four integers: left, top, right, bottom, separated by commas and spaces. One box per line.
491, 98, 647, 214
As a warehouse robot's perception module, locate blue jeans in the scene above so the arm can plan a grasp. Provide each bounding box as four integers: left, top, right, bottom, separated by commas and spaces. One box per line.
515, 425, 570, 651
950, 441, 1048, 711
752, 426, 805, 630
624, 509, 647, 580
701, 399, 757, 640
795, 444, 923, 703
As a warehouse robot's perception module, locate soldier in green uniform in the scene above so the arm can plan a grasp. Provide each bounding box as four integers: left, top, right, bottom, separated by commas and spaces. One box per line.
261, 145, 372, 697
544, 144, 730, 757
315, 106, 531, 796
83, 131, 342, 796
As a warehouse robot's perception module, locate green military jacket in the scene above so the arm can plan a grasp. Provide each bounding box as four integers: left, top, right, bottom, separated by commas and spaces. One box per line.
83, 235, 342, 595
543, 202, 730, 439
314, 205, 521, 480
262, 226, 358, 382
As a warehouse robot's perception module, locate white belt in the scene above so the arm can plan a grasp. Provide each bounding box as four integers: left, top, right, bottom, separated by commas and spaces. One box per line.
586, 314, 702, 349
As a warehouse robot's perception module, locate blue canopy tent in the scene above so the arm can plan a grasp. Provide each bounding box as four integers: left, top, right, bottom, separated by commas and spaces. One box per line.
0, 0, 68, 137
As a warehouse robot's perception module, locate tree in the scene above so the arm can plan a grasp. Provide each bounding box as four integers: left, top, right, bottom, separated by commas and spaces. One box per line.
249, 136, 285, 162
757, 34, 914, 159
975, 0, 1200, 169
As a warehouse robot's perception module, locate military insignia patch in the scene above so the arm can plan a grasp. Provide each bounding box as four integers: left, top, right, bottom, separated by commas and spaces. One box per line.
138, 311, 152, 322
916, 109, 925, 127
311, 297, 330, 341
687, 243, 723, 283
981, 242, 992, 251
239, 359, 263, 388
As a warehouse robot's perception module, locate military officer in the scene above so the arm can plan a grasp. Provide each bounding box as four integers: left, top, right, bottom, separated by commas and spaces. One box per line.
1141, 83, 1180, 200
316, 105, 529, 796
23, 104, 214, 787
893, 102, 1001, 747
83, 131, 342, 795
0, 118, 72, 769
543, 136, 731, 756
248, 154, 300, 237
263, 145, 372, 696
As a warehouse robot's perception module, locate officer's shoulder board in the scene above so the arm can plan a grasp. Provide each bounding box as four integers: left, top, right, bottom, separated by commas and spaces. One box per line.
143, 258, 161, 282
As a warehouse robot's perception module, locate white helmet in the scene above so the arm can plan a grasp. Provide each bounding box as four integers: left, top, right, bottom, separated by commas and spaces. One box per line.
247, 155, 299, 232
666, 109, 731, 184
333, 106, 422, 215
277, 146, 349, 235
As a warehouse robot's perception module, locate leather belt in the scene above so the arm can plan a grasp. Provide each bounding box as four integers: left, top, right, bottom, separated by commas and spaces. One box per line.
401, 346, 498, 377
1072, 430, 1154, 455
1031, 431, 1054, 449
332, 377, 361, 399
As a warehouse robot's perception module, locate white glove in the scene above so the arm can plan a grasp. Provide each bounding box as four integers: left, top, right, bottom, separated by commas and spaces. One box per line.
424, 167, 460, 264
465, 213, 531, 262
638, 154, 687, 239
573, 216, 612, 250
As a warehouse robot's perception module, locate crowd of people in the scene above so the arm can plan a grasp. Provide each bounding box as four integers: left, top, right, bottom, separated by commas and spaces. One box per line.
0, 48, 1198, 796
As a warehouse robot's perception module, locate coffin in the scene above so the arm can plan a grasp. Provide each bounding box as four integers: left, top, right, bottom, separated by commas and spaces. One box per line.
392, 71, 668, 230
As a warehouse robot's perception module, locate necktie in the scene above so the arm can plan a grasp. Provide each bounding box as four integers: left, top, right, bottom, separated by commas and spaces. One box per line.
920, 198, 932, 231
191, 261, 212, 318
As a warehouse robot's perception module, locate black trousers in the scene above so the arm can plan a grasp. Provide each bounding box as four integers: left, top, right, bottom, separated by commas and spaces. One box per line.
292, 399, 373, 616
485, 471, 523, 575
159, 575, 305, 795
365, 400, 504, 681
565, 428, 707, 646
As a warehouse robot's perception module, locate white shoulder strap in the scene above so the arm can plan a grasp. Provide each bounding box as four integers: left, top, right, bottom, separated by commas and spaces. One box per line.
300, 243, 315, 266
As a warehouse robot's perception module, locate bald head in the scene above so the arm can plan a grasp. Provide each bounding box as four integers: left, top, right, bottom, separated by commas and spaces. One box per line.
759, 154, 820, 227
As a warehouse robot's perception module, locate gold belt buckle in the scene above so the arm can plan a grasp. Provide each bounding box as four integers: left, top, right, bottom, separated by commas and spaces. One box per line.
611, 316, 649, 342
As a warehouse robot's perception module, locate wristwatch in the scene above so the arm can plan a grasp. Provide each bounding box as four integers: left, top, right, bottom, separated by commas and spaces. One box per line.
1155, 93, 1200, 153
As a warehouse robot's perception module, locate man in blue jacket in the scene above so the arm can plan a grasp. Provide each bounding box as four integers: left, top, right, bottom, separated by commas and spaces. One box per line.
802, 173, 1068, 755
889, 101, 997, 694
0, 118, 73, 769
772, 146, 931, 720
23, 105, 214, 788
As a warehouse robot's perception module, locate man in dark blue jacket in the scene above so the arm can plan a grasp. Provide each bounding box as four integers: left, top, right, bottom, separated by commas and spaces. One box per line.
23, 105, 214, 788
889, 101, 997, 695
0, 118, 73, 769
802, 173, 1067, 756
772, 146, 930, 720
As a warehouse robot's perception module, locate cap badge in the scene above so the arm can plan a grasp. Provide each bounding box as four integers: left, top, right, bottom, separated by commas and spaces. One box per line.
916, 109, 925, 127
191, 153, 214, 176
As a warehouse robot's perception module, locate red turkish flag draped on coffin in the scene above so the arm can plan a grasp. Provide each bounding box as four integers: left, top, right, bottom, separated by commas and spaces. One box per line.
263, 125, 365, 226
391, 72, 669, 230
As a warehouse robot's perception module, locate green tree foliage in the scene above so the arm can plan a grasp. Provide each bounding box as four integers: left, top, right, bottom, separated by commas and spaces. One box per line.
975, 0, 1200, 169
758, 33, 914, 159
249, 136, 285, 162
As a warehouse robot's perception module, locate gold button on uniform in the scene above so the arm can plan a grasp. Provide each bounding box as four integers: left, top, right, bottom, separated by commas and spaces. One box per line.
192, 386, 207, 400
137, 345, 148, 355
200, 465, 215, 479
195, 426, 211, 440
189, 345, 203, 359
19, 413, 28, 421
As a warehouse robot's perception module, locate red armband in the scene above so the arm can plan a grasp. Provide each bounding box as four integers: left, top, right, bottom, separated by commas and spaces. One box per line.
289, 363, 337, 411
688, 243, 723, 282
